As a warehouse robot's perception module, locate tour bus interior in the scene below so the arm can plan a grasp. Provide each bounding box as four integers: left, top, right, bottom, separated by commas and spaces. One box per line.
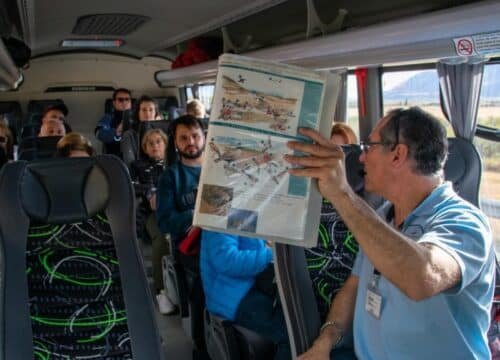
0, 0, 498, 359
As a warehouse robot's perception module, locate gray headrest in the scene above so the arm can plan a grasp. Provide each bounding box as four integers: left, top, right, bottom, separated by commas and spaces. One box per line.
444, 137, 481, 207
343, 144, 364, 193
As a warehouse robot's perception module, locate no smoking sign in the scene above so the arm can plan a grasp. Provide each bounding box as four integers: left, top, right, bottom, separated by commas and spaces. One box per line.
453, 37, 477, 56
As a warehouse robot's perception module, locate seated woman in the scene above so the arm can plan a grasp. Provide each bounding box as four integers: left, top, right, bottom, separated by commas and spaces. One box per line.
200, 230, 290, 360
0, 121, 14, 168
121, 95, 161, 165
306, 123, 359, 318
305, 123, 358, 358
56, 133, 95, 157
129, 128, 175, 315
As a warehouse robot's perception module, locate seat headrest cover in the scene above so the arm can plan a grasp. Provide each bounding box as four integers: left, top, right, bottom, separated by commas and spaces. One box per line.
20, 158, 110, 223
343, 144, 364, 193
443, 137, 481, 206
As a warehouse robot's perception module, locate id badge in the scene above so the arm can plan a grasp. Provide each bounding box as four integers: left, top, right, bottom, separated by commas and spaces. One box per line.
365, 274, 383, 319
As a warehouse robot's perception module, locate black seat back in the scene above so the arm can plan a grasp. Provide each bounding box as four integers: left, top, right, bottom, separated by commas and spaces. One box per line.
18, 136, 62, 160
27, 99, 65, 115
0, 101, 22, 143
0, 156, 164, 359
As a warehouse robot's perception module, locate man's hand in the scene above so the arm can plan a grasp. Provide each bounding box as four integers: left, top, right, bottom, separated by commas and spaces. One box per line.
116, 122, 123, 137
297, 339, 332, 360
149, 194, 157, 211
285, 128, 351, 202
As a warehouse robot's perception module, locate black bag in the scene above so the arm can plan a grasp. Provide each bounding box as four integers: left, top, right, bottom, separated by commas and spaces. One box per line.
254, 263, 277, 299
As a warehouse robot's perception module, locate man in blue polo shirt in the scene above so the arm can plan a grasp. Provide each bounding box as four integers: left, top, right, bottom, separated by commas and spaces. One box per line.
287, 107, 494, 360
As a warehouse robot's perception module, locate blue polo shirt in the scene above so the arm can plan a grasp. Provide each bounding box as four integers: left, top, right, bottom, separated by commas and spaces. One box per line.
352, 182, 494, 360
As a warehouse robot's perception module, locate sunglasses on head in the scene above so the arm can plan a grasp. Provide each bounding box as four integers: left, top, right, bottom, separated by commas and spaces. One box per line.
116, 97, 131, 103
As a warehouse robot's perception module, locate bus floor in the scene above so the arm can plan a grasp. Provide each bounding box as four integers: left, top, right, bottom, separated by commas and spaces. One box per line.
140, 237, 194, 359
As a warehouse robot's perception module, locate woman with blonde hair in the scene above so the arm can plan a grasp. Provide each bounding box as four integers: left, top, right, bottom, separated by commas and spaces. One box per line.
330, 122, 358, 145
129, 128, 175, 314
56, 132, 95, 158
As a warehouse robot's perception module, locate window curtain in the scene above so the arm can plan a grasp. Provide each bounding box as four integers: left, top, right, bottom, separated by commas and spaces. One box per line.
333, 71, 348, 123
437, 61, 484, 140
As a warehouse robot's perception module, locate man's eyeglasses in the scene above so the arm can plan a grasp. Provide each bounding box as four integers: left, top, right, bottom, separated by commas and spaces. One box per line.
360, 114, 401, 153
0, 136, 6, 143
359, 141, 393, 153
116, 97, 131, 103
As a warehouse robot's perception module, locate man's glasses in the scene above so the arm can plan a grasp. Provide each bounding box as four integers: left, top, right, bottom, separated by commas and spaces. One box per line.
116, 97, 131, 103
359, 141, 392, 153
360, 115, 401, 153
0, 136, 6, 143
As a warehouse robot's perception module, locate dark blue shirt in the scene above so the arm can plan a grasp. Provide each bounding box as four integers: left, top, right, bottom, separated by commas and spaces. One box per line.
156, 161, 201, 240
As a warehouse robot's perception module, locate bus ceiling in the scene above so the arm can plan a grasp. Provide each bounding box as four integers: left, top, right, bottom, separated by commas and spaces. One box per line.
156, 0, 500, 87
0, 0, 497, 91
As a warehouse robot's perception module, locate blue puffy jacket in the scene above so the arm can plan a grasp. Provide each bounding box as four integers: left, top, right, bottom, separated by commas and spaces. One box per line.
200, 230, 272, 320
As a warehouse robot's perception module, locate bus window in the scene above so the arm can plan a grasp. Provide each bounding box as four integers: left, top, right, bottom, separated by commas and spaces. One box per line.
474, 63, 500, 255
185, 84, 215, 112
382, 69, 454, 137
347, 74, 359, 139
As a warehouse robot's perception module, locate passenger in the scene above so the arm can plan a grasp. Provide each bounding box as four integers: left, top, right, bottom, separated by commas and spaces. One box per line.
95, 88, 132, 157
330, 122, 357, 144
287, 107, 494, 360
306, 123, 358, 323
129, 129, 175, 315
201, 230, 291, 360
38, 119, 66, 137
186, 99, 208, 128
0, 120, 14, 160
156, 115, 205, 242
56, 132, 95, 157
40, 104, 72, 133
121, 95, 161, 165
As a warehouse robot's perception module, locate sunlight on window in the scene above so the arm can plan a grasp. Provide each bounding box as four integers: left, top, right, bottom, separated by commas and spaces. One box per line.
475, 64, 500, 255
346, 74, 359, 139
382, 69, 453, 137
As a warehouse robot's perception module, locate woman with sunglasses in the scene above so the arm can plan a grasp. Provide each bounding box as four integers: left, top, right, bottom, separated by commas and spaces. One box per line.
95, 88, 132, 157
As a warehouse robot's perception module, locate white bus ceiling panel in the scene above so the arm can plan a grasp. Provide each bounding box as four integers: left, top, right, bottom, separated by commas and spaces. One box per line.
156, 0, 500, 87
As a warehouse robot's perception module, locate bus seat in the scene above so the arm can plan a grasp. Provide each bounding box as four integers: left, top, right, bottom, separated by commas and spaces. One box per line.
0, 146, 7, 169
121, 120, 171, 165
105, 98, 114, 114
27, 99, 65, 114
0, 101, 22, 143
444, 137, 481, 207
0, 156, 164, 359
18, 135, 62, 160
163, 232, 208, 355
205, 311, 276, 360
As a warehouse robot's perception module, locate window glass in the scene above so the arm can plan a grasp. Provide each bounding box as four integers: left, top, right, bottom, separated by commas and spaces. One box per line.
382, 69, 453, 137
198, 84, 215, 112
185, 84, 214, 113
346, 74, 359, 139
185, 87, 194, 102
475, 63, 500, 255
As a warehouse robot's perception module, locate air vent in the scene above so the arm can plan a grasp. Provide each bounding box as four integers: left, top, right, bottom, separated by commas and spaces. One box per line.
72, 14, 150, 36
